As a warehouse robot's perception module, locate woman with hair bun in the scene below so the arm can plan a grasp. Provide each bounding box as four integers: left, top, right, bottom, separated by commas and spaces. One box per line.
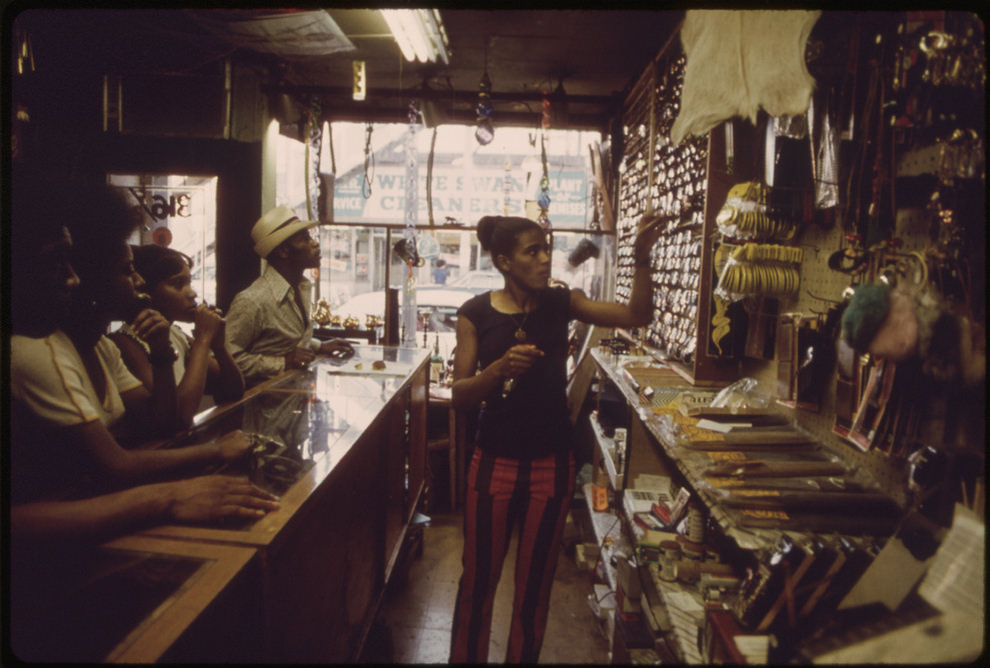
449, 214, 660, 663
111, 244, 244, 427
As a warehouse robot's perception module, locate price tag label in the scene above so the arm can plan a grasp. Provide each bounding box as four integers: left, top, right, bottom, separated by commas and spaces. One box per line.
741, 509, 789, 520
707, 451, 747, 462
736, 489, 781, 497
706, 477, 744, 488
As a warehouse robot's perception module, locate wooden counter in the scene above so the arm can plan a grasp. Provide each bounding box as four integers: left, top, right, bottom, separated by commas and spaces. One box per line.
9, 536, 260, 663
102, 345, 424, 662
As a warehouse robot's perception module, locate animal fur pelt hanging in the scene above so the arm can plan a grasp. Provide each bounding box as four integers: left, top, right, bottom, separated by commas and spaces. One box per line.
671, 10, 821, 145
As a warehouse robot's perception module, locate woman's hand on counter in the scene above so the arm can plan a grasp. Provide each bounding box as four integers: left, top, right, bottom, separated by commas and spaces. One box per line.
163, 475, 280, 522
215, 429, 255, 462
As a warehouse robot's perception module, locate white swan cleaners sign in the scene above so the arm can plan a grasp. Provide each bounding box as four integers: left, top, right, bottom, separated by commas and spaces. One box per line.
333, 164, 591, 225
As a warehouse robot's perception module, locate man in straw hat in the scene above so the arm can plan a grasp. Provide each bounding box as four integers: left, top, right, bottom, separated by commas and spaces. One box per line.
226, 205, 352, 386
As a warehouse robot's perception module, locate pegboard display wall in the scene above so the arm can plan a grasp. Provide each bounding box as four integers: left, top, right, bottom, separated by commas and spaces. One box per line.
608, 11, 985, 504
741, 219, 914, 502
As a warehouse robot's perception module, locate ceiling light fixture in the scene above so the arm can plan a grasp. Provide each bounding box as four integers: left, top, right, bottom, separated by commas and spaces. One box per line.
381, 9, 450, 65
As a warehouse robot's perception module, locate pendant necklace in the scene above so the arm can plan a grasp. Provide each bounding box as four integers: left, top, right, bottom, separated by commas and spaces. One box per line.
506, 295, 532, 342
509, 313, 529, 342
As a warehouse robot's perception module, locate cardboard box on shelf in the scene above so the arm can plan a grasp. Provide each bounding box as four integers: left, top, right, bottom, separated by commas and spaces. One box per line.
576, 543, 601, 571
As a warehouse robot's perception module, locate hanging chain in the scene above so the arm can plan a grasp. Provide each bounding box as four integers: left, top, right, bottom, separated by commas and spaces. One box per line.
306, 96, 323, 301
306, 96, 322, 223
401, 100, 422, 347
428, 127, 438, 226
404, 99, 421, 256
503, 158, 512, 215
537, 96, 552, 232
362, 122, 374, 199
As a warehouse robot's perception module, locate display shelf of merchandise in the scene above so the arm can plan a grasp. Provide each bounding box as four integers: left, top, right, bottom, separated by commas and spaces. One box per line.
617, 498, 708, 664
589, 410, 623, 490
591, 346, 786, 552
583, 482, 628, 594
645, 562, 706, 664
591, 346, 904, 555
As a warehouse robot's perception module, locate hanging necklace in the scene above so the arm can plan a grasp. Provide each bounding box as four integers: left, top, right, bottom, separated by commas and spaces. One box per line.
508, 310, 530, 342
505, 293, 533, 342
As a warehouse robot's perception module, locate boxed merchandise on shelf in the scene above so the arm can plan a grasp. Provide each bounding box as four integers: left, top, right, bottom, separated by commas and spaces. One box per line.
583, 482, 629, 593
635, 528, 677, 563
623, 487, 669, 517
589, 411, 623, 489
576, 543, 601, 571
614, 552, 643, 601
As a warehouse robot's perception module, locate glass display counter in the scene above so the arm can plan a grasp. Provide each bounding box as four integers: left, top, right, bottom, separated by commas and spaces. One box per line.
138, 345, 429, 662
9, 536, 259, 664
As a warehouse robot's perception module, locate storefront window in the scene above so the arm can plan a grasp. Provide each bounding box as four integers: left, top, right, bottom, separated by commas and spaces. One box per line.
108, 173, 218, 336
273, 122, 605, 355
329, 123, 601, 230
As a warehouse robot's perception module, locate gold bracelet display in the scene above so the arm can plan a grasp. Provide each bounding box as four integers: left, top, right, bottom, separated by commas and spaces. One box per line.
715, 181, 796, 242
715, 243, 804, 299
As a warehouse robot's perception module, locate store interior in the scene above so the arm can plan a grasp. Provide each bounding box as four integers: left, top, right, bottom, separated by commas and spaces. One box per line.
5, 7, 986, 664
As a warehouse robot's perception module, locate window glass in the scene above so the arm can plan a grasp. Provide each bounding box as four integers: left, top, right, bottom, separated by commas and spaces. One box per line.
108, 173, 218, 337
330, 123, 601, 230
274, 121, 605, 358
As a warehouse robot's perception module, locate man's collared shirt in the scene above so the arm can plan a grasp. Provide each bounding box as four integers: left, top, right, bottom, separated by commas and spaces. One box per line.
225, 264, 319, 385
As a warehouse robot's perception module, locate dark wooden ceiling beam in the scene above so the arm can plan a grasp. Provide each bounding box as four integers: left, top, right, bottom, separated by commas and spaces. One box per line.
266, 84, 618, 107
315, 104, 609, 132
267, 84, 617, 130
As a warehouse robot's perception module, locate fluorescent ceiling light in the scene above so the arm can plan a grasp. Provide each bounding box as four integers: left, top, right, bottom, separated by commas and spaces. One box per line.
381, 9, 450, 65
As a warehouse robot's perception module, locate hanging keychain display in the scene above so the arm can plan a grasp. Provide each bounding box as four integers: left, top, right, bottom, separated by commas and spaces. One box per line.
401, 100, 422, 347
362, 122, 374, 199
305, 96, 323, 302
537, 90, 552, 232
475, 46, 494, 146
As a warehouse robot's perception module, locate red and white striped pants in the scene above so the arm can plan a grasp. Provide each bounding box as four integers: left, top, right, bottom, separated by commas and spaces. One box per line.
449, 448, 575, 664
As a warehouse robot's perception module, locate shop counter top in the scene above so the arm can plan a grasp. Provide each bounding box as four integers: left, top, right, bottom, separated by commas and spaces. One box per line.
10, 535, 259, 664
136, 345, 429, 661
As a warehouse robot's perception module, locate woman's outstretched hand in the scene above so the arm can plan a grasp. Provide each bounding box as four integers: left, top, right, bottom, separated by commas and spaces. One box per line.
632, 214, 664, 267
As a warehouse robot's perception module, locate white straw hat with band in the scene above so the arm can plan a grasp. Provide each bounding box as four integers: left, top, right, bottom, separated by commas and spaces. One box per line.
251, 205, 317, 258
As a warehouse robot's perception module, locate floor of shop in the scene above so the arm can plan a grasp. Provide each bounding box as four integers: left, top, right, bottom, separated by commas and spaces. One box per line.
362, 507, 611, 664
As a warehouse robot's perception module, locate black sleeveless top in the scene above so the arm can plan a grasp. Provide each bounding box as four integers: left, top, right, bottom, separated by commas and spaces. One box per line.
456, 286, 573, 460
